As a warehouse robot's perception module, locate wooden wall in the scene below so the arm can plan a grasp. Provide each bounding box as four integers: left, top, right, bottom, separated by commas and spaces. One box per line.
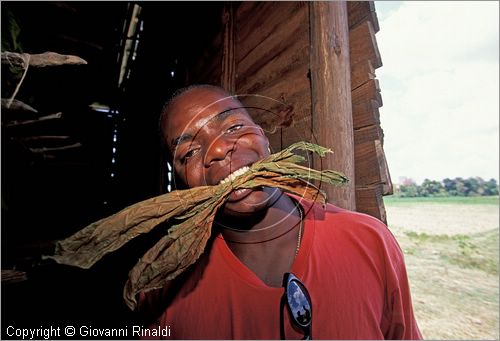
347, 1, 393, 223
188, 1, 392, 223
234, 2, 312, 152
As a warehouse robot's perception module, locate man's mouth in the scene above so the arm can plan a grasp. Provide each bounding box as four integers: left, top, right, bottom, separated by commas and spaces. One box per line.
217, 165, 253, 202
218, 165, 250, 185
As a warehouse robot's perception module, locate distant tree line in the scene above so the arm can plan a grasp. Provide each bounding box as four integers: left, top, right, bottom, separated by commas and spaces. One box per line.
395, 177, 499, 197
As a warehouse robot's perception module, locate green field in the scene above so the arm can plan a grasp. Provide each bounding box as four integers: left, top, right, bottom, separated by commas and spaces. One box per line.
384, 196, 499, 339
384, 195, 499, 206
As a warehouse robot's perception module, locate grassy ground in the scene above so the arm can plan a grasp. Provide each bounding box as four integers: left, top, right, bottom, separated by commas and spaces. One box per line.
384, 195, 499, 206
384, 196, 499, 339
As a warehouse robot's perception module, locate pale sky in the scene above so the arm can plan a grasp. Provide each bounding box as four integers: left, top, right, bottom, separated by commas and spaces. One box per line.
374, 1, 499, 184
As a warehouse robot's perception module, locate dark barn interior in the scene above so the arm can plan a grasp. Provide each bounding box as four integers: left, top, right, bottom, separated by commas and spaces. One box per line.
2, 1, 226, 333
2, 1, 391, 336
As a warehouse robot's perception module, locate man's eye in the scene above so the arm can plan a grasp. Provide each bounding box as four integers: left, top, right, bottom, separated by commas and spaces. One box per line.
226, 124, 243, 134
182, 149, 198, 162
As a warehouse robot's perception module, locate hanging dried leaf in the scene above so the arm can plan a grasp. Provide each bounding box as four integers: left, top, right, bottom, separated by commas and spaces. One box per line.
44, 141, 348, 310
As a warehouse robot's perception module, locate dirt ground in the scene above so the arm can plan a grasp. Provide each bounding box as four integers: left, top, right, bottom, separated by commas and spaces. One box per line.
385, 202, 499, 339
386, 204, 499, 235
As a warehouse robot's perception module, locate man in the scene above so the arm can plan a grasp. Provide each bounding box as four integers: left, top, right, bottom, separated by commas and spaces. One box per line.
138, 84, 422, 339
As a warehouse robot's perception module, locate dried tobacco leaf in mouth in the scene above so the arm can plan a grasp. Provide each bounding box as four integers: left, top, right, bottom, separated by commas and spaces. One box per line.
44, 141, 348, 310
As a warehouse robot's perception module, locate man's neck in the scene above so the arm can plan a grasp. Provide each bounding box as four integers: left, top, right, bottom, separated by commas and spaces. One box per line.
215, 190, 303, 287
216, 190, 301, 244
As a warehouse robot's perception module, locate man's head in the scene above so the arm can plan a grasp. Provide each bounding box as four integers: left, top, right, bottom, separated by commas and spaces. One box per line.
159, 84, 275, 216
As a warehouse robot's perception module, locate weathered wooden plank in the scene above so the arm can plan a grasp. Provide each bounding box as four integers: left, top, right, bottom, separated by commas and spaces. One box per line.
354, 139, 393, 194
351, 59, 376, 91
352, 98, 380, 129
375, 139, 394, 195
354, 124, 382, 146
238, 85, 309, 134
354, 140, 382, 186
352, 78, 382, 107
234, 1, 260, 24
310, 1, 355, 210
238, 78, 311, 150
236, 3, 308, 83
349, 20, 382, 69
221, 3, 236, 92
355, 185, 387, 224
237, 60, 309, 118
267, 130, 282, 154
236, 38, 309, 97
281, 114, 313, 151
240, 98, 294, 134
347, 1, 380, 33
236, 2, 275, 47
236, 51, 309, 101
236, 2, 305, 63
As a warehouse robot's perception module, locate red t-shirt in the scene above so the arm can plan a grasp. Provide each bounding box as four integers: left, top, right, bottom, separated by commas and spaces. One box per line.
138, 198, 422, 339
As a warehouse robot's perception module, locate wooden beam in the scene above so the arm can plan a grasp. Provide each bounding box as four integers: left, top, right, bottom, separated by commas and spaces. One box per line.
20, 136, 71, 142
375, 139, 394, 195
236, 3, 307, 83
237, 99, 294, 134
1, 51, 87, 68
355, 185, 387, 224
352, 98, 380, 130
221, 3, 236, 92
354, 140, 382, 186
29, 142, 82, 154
351, 59, 376, 91
347, 1, 380, 33
1, 98, 38, 113
1, 269, 27, 283
354, 124, 382, 146
5, 112, 62, 127
354, 139, 393, 197
310, 1, 355, 210
349, 20, 382, 69
352, 78, 382, 108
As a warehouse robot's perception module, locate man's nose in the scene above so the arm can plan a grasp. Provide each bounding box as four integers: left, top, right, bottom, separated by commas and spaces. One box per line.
203, 136, 234, 167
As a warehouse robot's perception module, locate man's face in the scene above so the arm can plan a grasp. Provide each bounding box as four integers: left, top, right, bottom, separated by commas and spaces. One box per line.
162, 87, 275, 216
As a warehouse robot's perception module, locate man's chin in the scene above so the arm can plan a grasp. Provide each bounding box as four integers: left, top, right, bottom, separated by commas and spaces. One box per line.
226, 188, 253, 203
221, 187, 279, 216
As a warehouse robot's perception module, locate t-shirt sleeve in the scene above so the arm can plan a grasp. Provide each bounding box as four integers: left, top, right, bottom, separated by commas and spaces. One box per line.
379, 226, 423, 340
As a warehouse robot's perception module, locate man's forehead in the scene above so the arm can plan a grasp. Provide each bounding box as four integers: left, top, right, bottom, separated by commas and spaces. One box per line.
170, 100, 243, 129
173, 88, 232, 111
192, 107, 245, 126
169, 108, 249, 148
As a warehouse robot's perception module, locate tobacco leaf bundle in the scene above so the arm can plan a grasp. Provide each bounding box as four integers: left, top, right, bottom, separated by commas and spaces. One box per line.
45, 141, 348, 310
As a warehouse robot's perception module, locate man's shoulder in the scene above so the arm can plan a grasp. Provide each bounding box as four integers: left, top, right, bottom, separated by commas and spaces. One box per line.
305, 198, 386, 227
303, 198, 397, 241
305, 199, 405, 263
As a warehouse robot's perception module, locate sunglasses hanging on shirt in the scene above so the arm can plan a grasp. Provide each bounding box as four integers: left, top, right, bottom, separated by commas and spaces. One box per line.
281, 272, 312, 340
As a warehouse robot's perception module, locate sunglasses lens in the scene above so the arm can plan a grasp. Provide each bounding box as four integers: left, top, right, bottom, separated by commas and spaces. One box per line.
286, 279, 312, 327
